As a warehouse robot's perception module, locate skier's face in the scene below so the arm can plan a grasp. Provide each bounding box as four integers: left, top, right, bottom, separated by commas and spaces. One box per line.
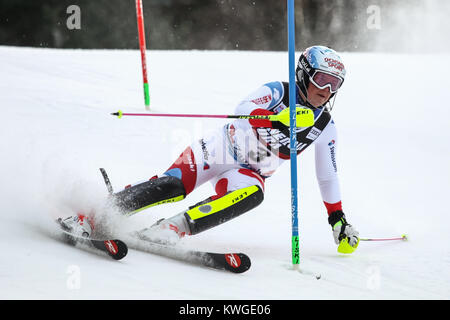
307, 82, 332, 107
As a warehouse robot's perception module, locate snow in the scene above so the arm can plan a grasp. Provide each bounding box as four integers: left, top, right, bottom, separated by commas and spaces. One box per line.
0, 46, 449, 300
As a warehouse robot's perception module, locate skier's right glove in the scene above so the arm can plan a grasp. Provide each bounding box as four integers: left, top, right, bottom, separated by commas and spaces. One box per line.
328, 210, 359, 254
248, 108, 276, 128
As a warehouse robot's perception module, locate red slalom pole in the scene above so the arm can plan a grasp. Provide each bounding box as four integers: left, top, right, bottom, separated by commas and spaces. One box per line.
136, 0, 150, 110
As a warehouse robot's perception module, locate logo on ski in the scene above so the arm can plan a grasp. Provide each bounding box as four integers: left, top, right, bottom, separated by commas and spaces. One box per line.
225, 253, 241, 268
104, 240, 118, 255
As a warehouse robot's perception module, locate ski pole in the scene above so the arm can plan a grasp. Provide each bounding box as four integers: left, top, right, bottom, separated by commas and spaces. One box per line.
111, 106, 315, 127
99, 168, 114, 195
360, 234, 408, 242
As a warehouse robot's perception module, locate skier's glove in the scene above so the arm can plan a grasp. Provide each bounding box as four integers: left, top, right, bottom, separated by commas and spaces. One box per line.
247, 107, 314, 129
247, 108, 288, 130
248, 108, 276, 128
328, 210, 359, 253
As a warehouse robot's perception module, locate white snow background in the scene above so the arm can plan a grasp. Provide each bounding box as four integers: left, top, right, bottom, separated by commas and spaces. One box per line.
0, 46, 449, 299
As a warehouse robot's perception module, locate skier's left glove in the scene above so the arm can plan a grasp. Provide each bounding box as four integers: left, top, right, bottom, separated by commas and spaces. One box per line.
328, 210, 359, 253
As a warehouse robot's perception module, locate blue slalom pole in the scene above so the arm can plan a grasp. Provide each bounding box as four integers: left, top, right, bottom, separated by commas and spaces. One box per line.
287, 0, 300, 268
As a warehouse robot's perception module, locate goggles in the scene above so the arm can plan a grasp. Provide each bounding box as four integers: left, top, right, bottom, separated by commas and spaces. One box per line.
309, 70, 343, 93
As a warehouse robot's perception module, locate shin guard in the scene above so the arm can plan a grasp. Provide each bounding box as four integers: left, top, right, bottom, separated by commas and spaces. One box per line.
113, 176, 186, 216
184, 185, 264, 235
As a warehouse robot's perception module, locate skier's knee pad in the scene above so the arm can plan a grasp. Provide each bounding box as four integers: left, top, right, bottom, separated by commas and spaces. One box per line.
183, 185, 264, 235
113, 176, 186, 215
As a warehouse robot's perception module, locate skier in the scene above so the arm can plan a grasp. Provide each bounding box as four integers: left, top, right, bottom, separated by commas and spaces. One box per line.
60, 45, 359, 252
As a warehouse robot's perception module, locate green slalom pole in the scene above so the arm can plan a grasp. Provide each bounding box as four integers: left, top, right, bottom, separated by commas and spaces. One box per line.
143, 82, 150, 106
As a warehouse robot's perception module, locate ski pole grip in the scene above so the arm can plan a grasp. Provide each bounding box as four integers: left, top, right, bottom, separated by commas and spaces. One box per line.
276, 106, 314, 127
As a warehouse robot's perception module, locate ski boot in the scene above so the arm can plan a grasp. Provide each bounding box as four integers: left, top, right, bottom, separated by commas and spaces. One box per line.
58, 214, 94, 238
136, 213, 190, 245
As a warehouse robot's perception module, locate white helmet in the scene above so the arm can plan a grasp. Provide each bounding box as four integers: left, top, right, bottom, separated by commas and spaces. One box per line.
296, 45, 346, 108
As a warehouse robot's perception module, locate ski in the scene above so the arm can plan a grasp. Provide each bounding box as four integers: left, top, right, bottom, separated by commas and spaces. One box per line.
98, 168, 250, 272
130, 237, 251, 273
56, 219, 128, 261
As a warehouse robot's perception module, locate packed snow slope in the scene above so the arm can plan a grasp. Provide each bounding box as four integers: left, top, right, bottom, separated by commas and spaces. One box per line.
0, 46, 449, 300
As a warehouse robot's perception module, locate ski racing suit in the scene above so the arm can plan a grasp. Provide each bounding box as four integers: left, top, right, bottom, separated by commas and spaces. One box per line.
113, 81, 342, 237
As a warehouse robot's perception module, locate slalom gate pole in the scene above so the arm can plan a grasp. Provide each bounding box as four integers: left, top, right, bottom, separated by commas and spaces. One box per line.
287, 0, 300, 269
136, 0, 150, 110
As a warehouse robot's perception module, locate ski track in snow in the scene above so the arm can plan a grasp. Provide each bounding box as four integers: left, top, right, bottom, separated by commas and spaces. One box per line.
0, 46, 449, 299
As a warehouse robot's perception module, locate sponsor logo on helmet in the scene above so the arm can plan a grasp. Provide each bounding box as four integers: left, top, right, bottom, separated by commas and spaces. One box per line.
324, 57, 344, 72
300, 57, 312, 73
